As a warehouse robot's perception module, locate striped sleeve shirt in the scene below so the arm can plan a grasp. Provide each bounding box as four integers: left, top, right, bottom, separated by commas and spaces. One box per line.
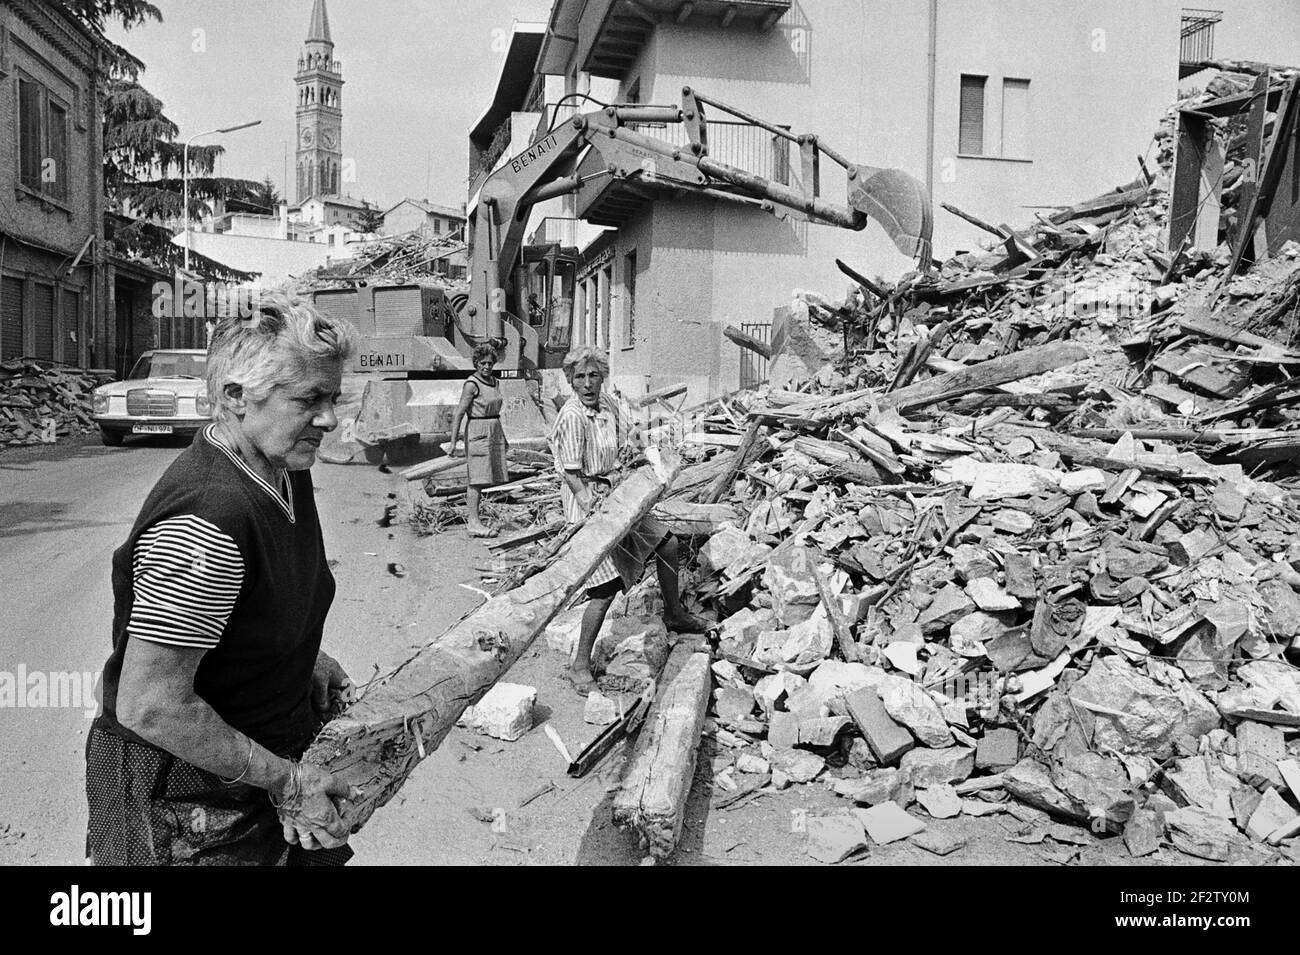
551, 395, 622, 477
128, 515, 245, 649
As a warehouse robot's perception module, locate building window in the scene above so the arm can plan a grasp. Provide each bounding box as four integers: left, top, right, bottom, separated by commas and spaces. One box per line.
959, 75, 1031, 160
432, 218, 441, 235
1001, 78, 1030, 159
17, 77, 67, 197
622, 250, 636, 349
958, 74, 986, 156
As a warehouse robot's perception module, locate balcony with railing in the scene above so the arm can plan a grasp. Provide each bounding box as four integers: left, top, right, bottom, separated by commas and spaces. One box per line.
1180, 8, 1222, 77
640, 118, 796, 186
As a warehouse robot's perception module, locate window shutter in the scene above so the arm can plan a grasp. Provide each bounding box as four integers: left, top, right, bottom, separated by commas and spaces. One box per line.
18, 78, 42, 188
32, 283, 55, 361
959, 75, 986, 156
48, 100, 68, 199
1, 277, 24, 360
1001, 78, 1030, 159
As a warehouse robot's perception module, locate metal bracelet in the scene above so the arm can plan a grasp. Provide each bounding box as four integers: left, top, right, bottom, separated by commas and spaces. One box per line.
219, 736, 255, 785
269, 760, 302, 811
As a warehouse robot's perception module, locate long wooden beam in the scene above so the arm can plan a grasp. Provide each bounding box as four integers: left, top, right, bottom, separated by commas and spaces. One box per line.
809, 342, 1088, 422
304, 449, 682, 833
613, 648, 712, 858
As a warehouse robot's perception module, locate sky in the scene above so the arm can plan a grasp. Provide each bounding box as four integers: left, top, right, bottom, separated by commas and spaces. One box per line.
105, 0, 553, 211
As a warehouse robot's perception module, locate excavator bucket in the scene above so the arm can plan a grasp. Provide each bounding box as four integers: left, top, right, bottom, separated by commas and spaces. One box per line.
848, 165, 933, 262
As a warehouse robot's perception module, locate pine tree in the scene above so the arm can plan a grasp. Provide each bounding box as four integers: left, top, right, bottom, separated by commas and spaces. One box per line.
56, 0, 259, 278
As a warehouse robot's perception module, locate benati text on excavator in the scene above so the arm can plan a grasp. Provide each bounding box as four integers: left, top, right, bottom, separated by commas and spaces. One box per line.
351, 86, 935, 461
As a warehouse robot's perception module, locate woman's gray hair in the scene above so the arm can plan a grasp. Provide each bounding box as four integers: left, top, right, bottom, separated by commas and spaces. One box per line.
207, 289, 358, 415
562, 346, 609, 381
471, 341, 500, 365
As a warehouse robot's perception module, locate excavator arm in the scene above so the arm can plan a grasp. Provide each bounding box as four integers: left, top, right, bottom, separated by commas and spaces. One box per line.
465, 87, 933, 370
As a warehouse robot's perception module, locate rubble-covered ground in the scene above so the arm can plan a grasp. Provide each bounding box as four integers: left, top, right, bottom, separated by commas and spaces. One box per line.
427, 68, 1300, 865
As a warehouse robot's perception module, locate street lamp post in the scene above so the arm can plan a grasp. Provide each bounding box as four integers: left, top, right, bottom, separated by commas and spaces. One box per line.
183, 119, 262, 271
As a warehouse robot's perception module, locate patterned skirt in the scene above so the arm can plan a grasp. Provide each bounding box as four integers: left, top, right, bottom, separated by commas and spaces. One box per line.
466, 418, 508, 487
588, 514, 671, 592
84, 723, 352, 866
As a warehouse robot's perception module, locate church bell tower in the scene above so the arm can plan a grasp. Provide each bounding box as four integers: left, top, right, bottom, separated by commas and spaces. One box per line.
294, 0, 344, 202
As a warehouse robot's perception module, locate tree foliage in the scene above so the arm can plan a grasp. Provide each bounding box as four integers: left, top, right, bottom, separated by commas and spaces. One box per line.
76, 2, 262, 276
357, 201, 385, 234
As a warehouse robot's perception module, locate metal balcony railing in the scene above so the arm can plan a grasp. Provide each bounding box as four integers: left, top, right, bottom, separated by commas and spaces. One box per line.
1180, 8, 1222, 73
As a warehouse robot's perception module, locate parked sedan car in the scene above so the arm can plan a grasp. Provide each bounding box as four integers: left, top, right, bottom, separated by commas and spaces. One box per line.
92, 349, 212, 446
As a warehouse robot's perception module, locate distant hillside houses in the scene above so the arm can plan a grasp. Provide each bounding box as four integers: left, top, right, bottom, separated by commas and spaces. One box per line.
383, 199, 466, 239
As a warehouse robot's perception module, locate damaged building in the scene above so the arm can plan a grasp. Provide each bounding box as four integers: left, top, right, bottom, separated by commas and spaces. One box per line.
469, 0, 1300, 403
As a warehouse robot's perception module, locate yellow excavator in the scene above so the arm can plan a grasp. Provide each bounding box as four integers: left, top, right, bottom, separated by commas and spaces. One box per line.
348, 86, 933, 461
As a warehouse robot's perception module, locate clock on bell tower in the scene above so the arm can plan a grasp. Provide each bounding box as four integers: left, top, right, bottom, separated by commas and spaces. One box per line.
294, 0, 344, 203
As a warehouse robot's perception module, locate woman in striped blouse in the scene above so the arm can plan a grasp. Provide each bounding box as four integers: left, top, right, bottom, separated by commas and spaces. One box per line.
551, 347, 707, 695
85, 291, 363, 865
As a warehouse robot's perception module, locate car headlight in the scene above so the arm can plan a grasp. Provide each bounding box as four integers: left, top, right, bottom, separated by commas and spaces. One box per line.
92, 393, 108, 414
196, 393, 210, 415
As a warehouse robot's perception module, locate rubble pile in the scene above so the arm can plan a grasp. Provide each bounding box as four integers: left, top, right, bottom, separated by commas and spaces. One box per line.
1154, 64, 1300, 241
627, 146, 1300, 863
0, 360, 99, 446
304, 230, 469, 288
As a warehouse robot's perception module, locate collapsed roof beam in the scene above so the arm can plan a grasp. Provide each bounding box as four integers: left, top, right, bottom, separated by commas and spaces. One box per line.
677, 2, 695, 24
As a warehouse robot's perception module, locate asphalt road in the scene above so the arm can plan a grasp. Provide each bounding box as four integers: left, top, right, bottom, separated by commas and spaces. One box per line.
0, 432, 484, 864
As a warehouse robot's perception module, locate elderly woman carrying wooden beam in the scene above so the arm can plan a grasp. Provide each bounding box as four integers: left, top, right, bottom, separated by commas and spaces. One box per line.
550, 346, 707, 695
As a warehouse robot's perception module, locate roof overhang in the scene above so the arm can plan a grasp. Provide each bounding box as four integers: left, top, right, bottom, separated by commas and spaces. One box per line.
469, 23, 547, 144
538, 0, 791, 79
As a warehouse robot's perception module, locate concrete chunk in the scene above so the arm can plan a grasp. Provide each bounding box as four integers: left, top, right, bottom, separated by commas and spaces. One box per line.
1165, 806, 1245, 861
855, 802, 926, 844
831, 768, 911, 807
465, 683, 536, 741
900, 746, 975, 788
584, 690, 619, 726
976, 727, 1021, 772
966, 577, 1021, 612
917, 583, 975, 633
1246, 788, 1299, 842
805, 812, 868, 864
1123, 809, 1162, 857
916, 784, 962, 819
845, 686, 915, 766
1236, 721, 1285, 789
877, 675, 954, 748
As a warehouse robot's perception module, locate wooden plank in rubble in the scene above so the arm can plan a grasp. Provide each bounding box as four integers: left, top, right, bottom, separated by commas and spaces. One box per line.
302, 449, 682, 833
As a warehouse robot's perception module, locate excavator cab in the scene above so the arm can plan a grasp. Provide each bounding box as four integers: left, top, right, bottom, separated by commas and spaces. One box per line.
514, 242, 577, 370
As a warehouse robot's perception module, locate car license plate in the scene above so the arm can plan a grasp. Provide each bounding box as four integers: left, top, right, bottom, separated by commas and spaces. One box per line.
132, 424, 173, 434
